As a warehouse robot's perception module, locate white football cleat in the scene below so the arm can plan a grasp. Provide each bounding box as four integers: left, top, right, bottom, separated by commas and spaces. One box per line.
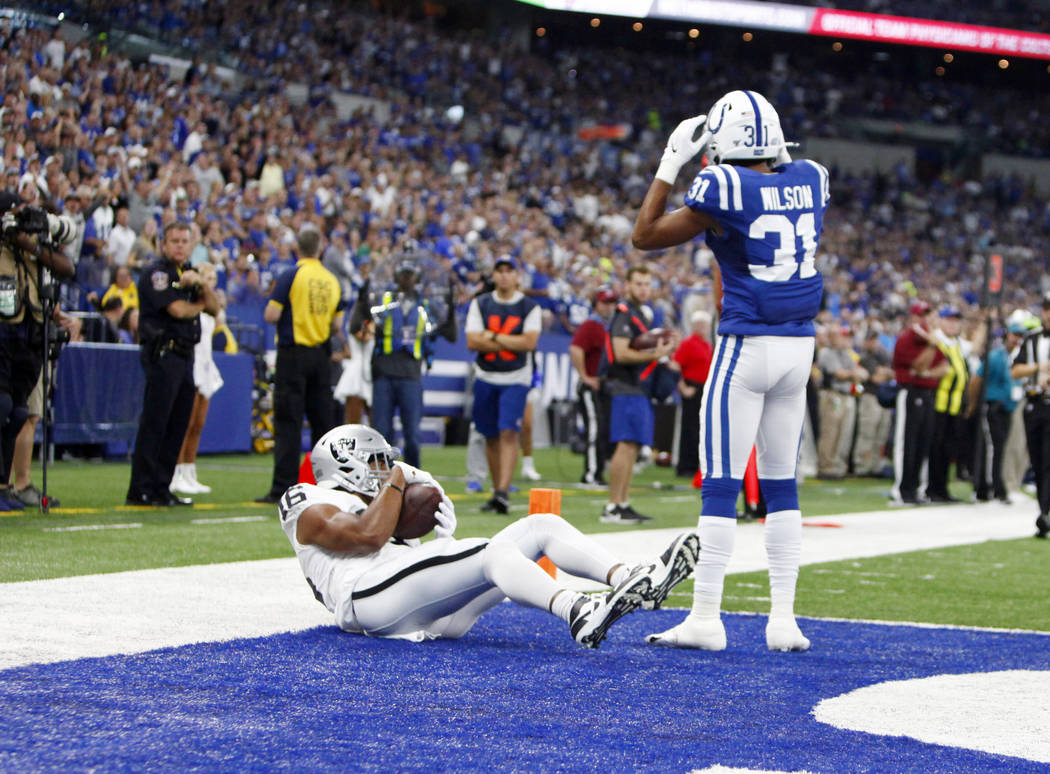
631, 532, 701, 610
765, 616, 811, 652
646, 616, 727, 651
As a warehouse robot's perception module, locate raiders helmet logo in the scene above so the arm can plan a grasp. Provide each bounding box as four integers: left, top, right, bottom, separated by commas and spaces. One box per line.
328, 436, 357, 464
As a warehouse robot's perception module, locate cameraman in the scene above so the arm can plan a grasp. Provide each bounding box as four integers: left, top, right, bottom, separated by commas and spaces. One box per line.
125, 222, 219, 507
0, 193, 75, 510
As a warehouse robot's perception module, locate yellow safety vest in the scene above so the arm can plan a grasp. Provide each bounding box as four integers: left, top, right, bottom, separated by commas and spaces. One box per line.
935, 339, 968, 415
381, 291, 428, 360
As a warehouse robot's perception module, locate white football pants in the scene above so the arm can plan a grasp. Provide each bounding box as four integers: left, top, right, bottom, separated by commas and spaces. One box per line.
700, 334, 814, 486
347, 513, 621, 639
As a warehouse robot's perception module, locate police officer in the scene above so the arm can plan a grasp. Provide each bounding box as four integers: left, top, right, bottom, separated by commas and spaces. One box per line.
349, 248, 456, 468
1011, 294, 1050, 538
256, 224, 345, 504
0, 194, 75, 510
126, 221, 220, 506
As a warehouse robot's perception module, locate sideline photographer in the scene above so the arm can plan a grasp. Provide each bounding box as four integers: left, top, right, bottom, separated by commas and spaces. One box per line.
125, 222, 220, 507
0, 192, 76, 510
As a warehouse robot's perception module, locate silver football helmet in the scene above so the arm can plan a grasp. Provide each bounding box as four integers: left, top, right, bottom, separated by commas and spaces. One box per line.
705, 89, 792, 166
311, 424, 399, 497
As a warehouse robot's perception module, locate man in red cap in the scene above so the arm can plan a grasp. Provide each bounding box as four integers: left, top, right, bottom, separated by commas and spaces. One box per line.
569, 286, 617, 487
890, 301, 949, 504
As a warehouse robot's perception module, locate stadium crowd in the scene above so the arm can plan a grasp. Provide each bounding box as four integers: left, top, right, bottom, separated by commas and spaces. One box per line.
2, 1, 1049, 514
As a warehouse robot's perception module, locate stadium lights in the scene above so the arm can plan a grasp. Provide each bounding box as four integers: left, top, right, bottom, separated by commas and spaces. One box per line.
742, 31, 753, 41
832, 40, 843, 51
999, 58, 1010, 68
688, 28, 699, 38
536, 27, 546, 36
590, 17, 600, 27
936, 66, 946, 75
633, 21, 643, 31
57, 12, 64, 21
944, 52, 954, 62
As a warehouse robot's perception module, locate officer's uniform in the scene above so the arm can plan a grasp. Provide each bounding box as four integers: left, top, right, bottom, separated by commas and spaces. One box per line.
1013, 326, 1050, 533
261, 256, 344, 500
126, 256, 200, 504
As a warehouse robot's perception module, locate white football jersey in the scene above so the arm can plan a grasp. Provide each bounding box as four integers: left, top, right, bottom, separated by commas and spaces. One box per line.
277, 483, 414, 632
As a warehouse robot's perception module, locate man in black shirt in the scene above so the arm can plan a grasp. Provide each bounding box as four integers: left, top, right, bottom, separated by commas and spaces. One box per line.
601, 265, 676, 524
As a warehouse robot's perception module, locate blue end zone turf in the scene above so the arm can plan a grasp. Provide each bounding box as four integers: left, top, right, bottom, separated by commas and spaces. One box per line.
2, 608, 1049, 772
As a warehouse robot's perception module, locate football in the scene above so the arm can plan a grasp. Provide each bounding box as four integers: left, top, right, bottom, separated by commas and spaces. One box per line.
393, 483, 443, 539
630, 327, 675, 351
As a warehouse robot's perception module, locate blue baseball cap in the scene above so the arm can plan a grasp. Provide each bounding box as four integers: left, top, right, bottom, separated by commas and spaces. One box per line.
493, 255, 518, 271
939, 306, 961, 319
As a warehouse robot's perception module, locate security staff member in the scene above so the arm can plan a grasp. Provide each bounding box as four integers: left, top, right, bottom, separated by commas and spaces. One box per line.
256, 224, 344, 504
126, 221, 219, 506
926, 307, 970, 503
1011, 294, 1050, 538
0, 194, 75, 510
349, 252, 456, 468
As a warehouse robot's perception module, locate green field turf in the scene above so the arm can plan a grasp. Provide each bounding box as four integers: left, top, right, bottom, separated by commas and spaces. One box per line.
3, 446, 1048, 631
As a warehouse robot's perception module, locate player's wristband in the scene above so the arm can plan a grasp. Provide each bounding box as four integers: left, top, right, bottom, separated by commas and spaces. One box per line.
384, 483, 405, 496
655, 159, 684, 185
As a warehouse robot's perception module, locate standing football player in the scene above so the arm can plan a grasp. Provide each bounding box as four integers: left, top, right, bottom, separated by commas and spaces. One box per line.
632, 90, 830, 652
276, 424, 699, 649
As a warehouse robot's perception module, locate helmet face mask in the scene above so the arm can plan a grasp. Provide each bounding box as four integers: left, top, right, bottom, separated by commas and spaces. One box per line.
312, 424, 400, 498
706, 90, 788, 166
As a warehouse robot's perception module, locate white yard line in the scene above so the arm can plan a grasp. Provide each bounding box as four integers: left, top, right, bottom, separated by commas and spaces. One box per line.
0, 499, 1038, 670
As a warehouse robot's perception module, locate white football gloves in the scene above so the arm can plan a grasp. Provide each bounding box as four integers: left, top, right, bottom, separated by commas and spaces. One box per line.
434, 495, 457, 539
656, 114, 711, 185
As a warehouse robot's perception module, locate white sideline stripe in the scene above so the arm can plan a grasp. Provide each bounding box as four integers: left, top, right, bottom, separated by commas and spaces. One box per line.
190, 516, 268, 525
42, 523, 142, 533
0, 498, 1040, 670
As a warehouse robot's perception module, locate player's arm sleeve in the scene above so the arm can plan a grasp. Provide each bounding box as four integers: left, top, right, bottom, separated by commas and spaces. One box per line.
683, 168, 729, 218
803, 160, 832, 206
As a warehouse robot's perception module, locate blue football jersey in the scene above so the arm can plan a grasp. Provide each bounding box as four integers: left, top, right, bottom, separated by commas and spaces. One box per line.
684, 160, 830, 337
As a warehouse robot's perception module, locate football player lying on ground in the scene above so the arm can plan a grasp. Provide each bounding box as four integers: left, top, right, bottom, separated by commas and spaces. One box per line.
276, 424, 700, 648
